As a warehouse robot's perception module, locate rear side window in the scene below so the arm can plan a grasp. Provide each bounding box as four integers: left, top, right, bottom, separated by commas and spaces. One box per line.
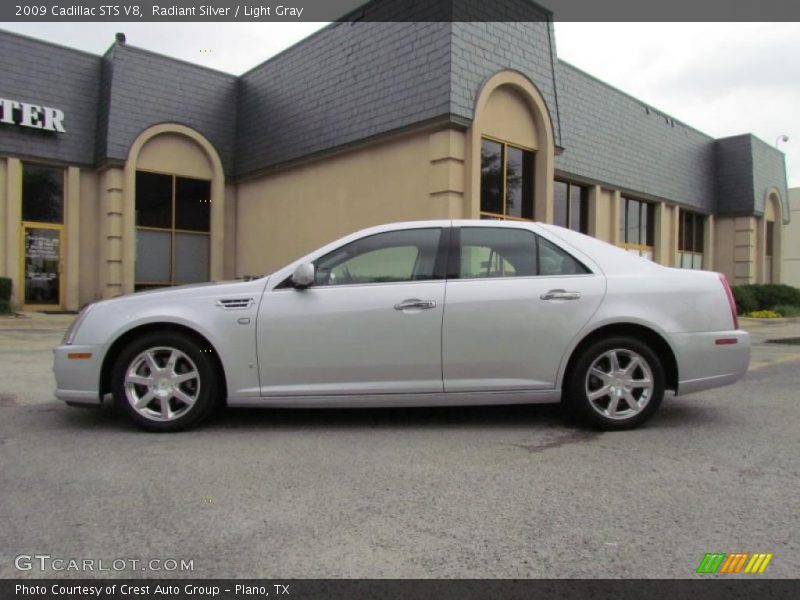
538, 235, 589, 276
457, 228, 589, 279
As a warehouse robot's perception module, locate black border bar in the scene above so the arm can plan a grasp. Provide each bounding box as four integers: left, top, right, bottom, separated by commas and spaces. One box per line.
4, 0, 800, 22
3, 579, 800, 600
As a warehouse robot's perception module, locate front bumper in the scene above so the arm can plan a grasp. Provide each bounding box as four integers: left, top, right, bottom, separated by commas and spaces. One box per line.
53, 343, 105, 405
672, 329, 750, 396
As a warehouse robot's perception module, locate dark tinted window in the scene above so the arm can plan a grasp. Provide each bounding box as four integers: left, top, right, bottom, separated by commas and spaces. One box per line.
136, 171, 172, 228
505, 146, 534, 220
553, 181, 569, 228
480, 139, 504, 216
134, 171, 211, 290
679, 210, 705, 253
481, 138, 535, 220
175, 177, 211, 232
554, 180, 589, 234
22, 164, 63, 224
621, 197, 655, 246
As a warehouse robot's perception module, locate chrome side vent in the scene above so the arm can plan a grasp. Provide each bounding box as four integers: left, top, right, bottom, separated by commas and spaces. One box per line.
216, 298, 254, 310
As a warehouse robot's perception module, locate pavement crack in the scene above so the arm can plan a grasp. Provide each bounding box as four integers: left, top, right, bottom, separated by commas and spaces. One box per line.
503, 430, 599, 453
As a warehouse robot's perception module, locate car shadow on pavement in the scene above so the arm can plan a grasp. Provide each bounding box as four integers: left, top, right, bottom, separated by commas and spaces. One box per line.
57, 401, 571, 433
53, 397, 724, 434
214, 403, 568, 432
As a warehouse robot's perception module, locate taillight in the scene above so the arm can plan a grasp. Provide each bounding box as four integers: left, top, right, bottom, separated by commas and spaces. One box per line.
718, 273, 738, 330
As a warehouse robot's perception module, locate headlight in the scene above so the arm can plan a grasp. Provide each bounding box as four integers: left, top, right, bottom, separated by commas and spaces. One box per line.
62, 303, 95, 345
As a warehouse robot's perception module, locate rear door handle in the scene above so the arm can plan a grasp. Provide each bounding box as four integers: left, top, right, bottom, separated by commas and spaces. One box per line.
394, 299, 437, 311
540, 289, 581, 301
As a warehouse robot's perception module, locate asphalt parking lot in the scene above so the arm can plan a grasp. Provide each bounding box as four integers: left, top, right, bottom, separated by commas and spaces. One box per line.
0, 314, 798, 579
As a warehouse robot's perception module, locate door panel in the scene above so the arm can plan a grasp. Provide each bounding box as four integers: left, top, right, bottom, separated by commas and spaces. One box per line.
23, 225, 62, 308
442, 275, 604, 391
257, 282, 445, 396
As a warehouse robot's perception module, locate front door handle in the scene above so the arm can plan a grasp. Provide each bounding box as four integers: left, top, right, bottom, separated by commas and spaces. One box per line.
540, 289, 581, 301
394, 299, 437, 311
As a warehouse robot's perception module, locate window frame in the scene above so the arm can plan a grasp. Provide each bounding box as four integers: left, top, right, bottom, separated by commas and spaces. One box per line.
134, 169, 212, 291
553, 179, 589, 234
479, 135, 536, 222
678, 209, 706, 270
620, 196, 656, 257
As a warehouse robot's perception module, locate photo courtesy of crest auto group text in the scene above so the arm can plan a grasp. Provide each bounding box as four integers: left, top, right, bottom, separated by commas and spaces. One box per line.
0, 0, 799, 598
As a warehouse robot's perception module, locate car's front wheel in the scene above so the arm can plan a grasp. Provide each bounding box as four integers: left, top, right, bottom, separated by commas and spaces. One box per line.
564, 336, 664, 430
111, 332, 219, 432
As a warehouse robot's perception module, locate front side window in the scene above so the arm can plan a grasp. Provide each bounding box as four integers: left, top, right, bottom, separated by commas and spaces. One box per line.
480, 138, 534, 221
135, 171, 211, 291
553, 180, 589, 234
620, 197, 655, 260
458, 228, 589, 279
678, 210, 705, 270
314, 228, 442, 286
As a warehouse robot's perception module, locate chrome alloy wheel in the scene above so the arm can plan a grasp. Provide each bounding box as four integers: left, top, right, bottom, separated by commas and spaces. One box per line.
124, 346, 201, 422
585, 348, 654, 420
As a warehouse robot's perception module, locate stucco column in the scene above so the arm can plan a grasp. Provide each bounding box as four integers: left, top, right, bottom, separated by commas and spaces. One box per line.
5, 159, 22, 306
101, 167, 125, 298
733, 216, 757, 285
704, 215, 714, 271
64, 167, 80, 310
0, 159, 6, 279
654, 201, 670, 266
428, 129, 466, 218
610, 190, 622, 246
209, 170, 225, 282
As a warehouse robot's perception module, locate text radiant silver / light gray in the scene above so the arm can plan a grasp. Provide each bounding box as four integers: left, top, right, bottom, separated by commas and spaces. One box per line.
54, 220, 749, 432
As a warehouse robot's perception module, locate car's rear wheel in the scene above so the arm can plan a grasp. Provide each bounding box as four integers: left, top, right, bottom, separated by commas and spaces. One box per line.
564, 336, 664, 430
111, 332, 219, 432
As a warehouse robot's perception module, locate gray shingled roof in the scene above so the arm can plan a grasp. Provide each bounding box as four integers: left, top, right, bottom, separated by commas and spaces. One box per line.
555, 61, 717, 213
0, 9, 789, 222
97, 44, 238, 174
0, 32, 100, 165
716, 134, 790, 222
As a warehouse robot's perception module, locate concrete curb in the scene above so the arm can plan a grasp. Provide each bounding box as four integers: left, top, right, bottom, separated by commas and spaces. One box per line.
0, 312, 76, 330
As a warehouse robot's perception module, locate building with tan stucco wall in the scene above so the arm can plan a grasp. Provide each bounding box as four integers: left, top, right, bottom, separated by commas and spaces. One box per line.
0, 0, 790, 312
782, 188, 800, 286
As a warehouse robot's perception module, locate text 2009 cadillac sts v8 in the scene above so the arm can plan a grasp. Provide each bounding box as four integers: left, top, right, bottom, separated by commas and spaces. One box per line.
54, 220, 749, 432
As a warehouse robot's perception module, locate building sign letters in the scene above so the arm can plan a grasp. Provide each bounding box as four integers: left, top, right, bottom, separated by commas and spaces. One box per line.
0, 97, 66, 133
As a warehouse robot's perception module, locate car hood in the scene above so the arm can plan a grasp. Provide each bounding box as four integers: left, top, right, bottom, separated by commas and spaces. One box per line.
91, 278, 270, 309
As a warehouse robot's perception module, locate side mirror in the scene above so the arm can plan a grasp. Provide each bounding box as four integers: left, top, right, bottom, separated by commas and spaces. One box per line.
291, 263, 315, 289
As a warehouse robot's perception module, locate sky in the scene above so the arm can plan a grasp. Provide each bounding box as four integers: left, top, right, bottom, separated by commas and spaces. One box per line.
1, 21, 797, 188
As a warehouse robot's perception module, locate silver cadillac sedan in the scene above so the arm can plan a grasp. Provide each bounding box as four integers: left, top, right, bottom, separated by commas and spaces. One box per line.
54, 220, 749, 432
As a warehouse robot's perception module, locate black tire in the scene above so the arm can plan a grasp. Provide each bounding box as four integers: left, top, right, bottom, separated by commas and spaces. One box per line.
111, 332, 220, 432
563, 336, 665, 430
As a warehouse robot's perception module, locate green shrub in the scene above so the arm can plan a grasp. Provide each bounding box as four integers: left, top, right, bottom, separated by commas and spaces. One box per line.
732, 286, 758, 315
733, 283, 800, 312
774, 304, 800, 318
750, 284, 800, 310
0, 277, 11, 302
0, 299, 11, 315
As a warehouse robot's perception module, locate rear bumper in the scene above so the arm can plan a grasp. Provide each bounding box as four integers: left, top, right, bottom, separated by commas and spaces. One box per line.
53, 344, 104, 406
672, 330, 750, 396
